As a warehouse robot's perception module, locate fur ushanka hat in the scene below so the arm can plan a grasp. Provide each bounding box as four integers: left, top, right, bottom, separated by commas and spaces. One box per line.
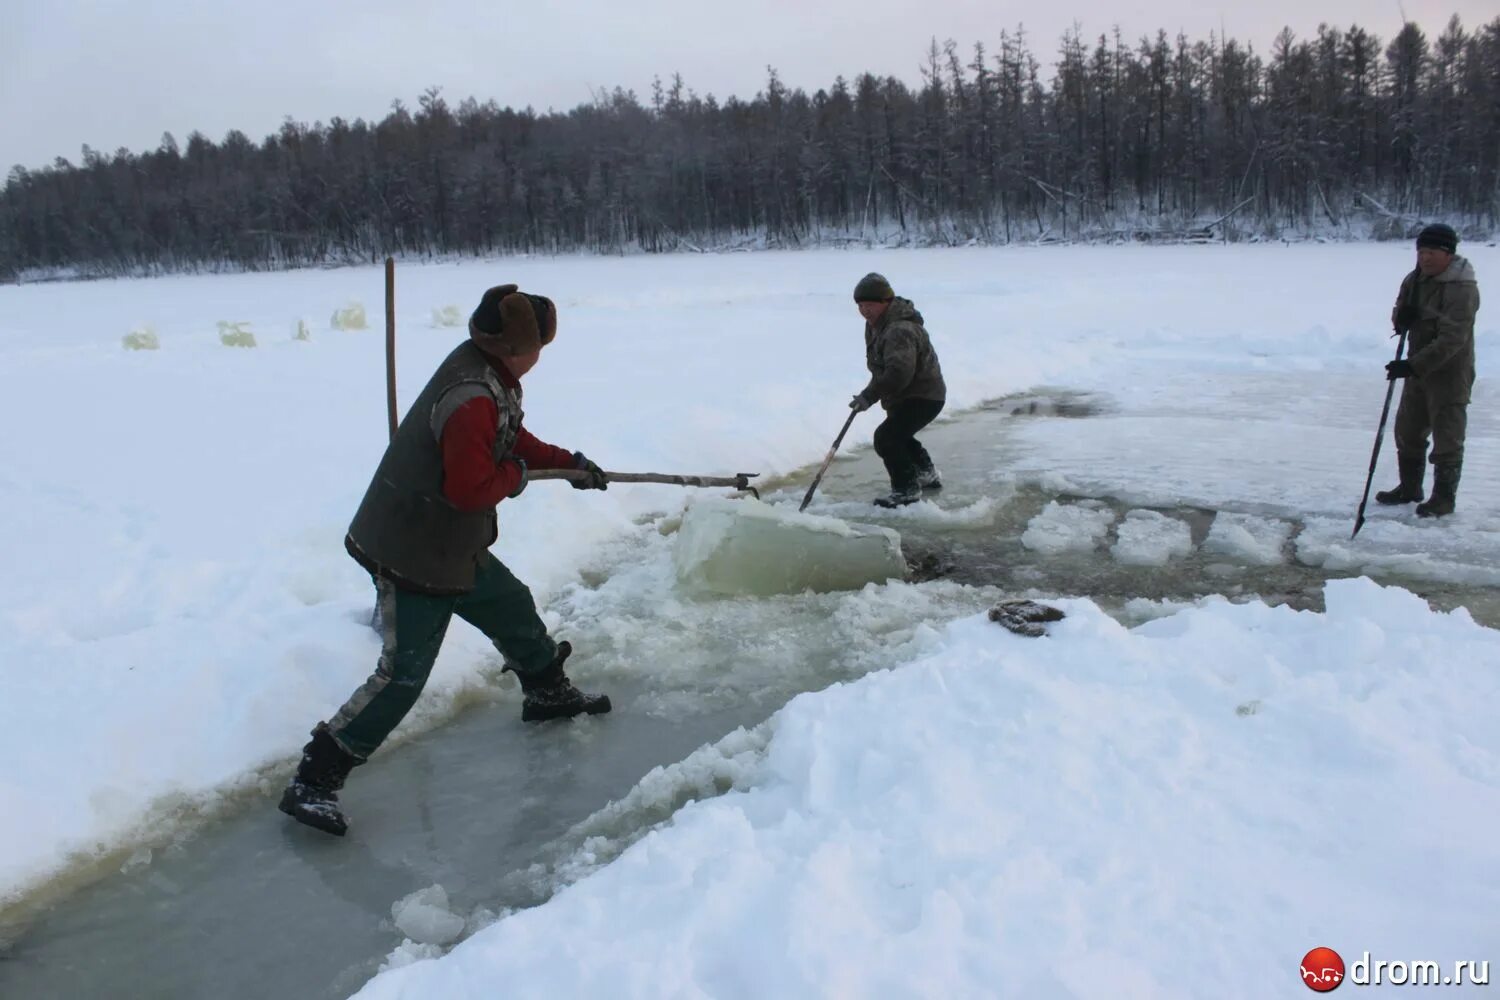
468, 284, 557, 355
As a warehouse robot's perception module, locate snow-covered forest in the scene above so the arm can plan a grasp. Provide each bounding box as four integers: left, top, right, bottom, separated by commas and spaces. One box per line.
4, 16, 1499, 279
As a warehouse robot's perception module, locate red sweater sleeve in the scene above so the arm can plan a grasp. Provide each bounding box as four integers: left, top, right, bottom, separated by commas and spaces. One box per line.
439, 398, 577, 510
440, 397, 524, 511
511, 427, 575, 470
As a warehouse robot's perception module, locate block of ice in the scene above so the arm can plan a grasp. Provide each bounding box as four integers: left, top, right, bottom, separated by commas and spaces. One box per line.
331, 302, 368, 330
217, 320, 256, 348
1021, 500, 1116, 555
391, 885, 466, 946
673, 497, 904, 596
1202, 512, 1292, 566
122, 326, 159, 350
1111, 509, 1194, 566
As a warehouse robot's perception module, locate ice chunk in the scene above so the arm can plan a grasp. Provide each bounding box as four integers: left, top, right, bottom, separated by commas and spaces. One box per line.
379, 940, 444, 973
673, 497, 904, 596
391, 885, 466, 946
1020, 501, 1116, 555
122, 326, 159, 350
331, 302, 368, 330
1111, 509, 1193, 566
1203, 512, 1292, 565
217, 320, 256, 348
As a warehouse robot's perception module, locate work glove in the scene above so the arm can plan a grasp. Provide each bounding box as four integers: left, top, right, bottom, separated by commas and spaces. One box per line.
849, 392, 875, 412
1393, 303, 1418, 335
1385, 359, 1416, 381
571, 451, 609, 490
502, 456, 528, 498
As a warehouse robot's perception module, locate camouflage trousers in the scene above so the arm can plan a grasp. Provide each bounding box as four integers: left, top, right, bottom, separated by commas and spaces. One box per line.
325, 554, 557, 759
1394, 379, 1469, 467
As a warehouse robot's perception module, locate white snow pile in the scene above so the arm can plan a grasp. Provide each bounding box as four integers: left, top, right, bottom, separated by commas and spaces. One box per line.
355, 577, 1500, 999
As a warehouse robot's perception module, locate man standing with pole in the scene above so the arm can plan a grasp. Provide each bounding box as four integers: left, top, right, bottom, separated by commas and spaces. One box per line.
1372, 224, 1480, 520
848, 273, 947, 508
279, 282, 612, 837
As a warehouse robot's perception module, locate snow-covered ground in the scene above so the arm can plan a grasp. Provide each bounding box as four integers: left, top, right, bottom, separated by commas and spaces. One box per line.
2, 244, 1498, 996
360, 579, 1500, 999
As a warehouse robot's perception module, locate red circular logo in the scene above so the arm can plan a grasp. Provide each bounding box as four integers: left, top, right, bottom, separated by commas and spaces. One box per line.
1301, 947, 1346, 992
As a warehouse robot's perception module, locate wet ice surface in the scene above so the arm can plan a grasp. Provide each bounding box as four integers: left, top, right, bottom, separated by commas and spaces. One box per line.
0, 510, 996, 999
794, 388, 1500, 628
5, 390, 1498, 1000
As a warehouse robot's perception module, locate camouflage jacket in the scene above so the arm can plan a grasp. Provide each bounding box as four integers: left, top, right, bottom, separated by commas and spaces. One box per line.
1392, 256, 1479, 402
861, 297, 947, 408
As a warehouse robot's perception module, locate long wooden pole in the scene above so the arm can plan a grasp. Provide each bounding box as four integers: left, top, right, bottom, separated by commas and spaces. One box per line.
384, 257, 398, 441
798, 409, 859, 512
1351, 329, 1409, 539
529, 469, 759, 496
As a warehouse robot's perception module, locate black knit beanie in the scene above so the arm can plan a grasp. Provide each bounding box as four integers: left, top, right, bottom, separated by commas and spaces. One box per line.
1416, 223, 1459, 254
853, 272, 895, 302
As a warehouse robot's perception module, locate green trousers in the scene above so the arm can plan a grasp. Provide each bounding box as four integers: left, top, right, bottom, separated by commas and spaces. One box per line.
1394, 378, 1468, 467
326, 553, 556, 759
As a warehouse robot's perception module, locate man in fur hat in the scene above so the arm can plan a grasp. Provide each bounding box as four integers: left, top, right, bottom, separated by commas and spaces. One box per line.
280, 283, 612, 837
849, 272, 948, 508
1375, 223, 1481, 518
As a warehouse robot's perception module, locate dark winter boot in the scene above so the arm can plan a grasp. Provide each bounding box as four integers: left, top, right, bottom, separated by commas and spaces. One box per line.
278, 724, 364, 837
1375, 453, 1426, 505
916, 461, 943, 491
873, 484, 921, 508
514, 642, 612, 722
1416, 462, 1460, 518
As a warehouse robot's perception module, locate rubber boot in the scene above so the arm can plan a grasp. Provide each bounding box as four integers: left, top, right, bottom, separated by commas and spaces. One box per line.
278, 724, 364, 837
874, 483, 921, 508
1375, 453, 1425, 505
1416, 462, 1460, 518
514, 642, 612, 722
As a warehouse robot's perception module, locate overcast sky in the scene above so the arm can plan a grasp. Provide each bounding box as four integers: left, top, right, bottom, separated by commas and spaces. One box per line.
3, 0, 1494, 173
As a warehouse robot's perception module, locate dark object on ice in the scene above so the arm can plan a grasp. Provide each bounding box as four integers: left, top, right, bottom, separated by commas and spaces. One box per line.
905, 549, 956, 582
279, 725, 365, 837
988, 600, 1066, 637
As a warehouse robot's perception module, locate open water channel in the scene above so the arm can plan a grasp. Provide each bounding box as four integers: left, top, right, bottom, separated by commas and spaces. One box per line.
3, 392, 1495, 999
